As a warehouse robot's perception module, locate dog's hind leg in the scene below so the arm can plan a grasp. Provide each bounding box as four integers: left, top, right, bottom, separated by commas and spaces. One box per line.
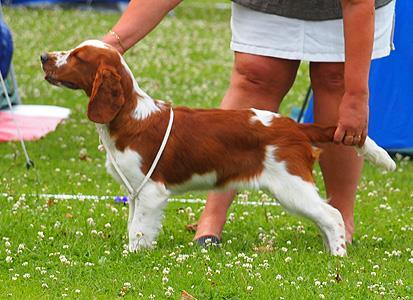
128, 182, 170, 252
265, 174, 347, 256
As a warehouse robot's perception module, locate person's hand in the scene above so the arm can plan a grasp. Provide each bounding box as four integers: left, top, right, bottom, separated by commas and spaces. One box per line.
333, 92, 369, 146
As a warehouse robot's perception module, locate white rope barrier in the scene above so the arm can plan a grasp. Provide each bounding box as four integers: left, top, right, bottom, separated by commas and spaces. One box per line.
0, 192, 280, 206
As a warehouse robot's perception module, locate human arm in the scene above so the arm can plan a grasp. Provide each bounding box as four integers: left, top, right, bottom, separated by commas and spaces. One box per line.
334, 0, 375, 146
103, 0, 183, 54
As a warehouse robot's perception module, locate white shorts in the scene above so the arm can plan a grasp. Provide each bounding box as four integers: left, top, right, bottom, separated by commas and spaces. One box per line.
231, 1, 396, 62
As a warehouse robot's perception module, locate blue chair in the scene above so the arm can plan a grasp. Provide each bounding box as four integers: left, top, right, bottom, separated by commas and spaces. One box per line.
0, 17, 12, 78
0, 2, 20, 109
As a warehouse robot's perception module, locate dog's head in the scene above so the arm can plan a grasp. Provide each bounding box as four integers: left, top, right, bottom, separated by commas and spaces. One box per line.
41, 40, 130, 124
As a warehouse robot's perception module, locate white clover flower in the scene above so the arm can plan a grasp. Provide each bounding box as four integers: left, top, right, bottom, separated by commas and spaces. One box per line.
162, 267, 170, 275
38, 231, 45, 239
104, 223, 111, 228
87, 218, 95, 226
5, 256, 13, 263
59, 255, 70, 265
395, 279, 404, 286
275, 274, 283, 280
247, 286, 253, 291
23, 273, 30, 279
41, 283, 48, 288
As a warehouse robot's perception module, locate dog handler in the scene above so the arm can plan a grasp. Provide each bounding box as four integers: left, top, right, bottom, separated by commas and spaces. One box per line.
103, 0, 395, 244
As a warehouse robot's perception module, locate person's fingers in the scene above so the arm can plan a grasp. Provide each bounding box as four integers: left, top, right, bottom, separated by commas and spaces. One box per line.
334, 126, 367, 146
333, 126, 346, 144
358, 129, 368, 147
353, 135, 361, 146
343, 135, 354, 146
343, 129, 356, 146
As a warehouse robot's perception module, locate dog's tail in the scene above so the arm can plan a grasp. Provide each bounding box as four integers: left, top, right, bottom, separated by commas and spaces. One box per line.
298, 124, 396, 172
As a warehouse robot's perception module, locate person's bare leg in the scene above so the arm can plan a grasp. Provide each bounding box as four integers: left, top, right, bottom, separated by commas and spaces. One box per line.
310, 62, 364, 243
194, 52, 300, 240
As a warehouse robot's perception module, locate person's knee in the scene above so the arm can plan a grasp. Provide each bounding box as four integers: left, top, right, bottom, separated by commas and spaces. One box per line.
310, 63, 344, 93
233, 56, 278, 93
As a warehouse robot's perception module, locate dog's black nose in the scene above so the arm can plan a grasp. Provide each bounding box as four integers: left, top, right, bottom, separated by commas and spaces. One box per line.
40, 53, 48, 64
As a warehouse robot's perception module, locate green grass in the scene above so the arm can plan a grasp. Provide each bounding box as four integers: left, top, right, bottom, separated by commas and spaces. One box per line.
1, 3, 412, 299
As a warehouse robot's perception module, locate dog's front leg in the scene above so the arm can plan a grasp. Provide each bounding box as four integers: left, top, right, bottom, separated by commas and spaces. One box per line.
127, 196, 135, 232
128, 182, 170, 252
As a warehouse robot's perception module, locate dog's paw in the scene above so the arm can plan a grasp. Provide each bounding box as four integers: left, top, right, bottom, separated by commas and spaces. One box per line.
330, 241, 347, 257
322, 207, 347, 257
128, 231, 153, 252
328, 220, 347, 257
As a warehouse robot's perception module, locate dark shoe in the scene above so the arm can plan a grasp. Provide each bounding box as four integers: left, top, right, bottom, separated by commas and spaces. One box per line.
195, 235, 221, 247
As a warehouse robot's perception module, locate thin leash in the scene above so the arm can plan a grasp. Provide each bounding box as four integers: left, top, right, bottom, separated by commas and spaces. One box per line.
97, 107, 174, 201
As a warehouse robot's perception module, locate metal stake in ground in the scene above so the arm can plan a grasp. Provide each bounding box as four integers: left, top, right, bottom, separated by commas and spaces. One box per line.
0, 71, 34, 169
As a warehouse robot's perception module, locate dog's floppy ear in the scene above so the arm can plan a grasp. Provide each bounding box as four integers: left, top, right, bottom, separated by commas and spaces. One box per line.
87, 64, 124, 124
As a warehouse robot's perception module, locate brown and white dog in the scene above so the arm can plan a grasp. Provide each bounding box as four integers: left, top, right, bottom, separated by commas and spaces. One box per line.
41, 40, 396, 256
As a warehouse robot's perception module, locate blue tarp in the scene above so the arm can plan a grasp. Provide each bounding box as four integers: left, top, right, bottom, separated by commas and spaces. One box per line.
0, 19, 12, 78
304, 0, 413, 153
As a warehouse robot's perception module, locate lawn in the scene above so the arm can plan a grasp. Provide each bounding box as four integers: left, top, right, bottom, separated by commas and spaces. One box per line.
1, 2, 412, 299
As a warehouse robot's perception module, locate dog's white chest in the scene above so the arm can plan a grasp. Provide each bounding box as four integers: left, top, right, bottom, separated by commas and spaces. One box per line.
96, 124, 145, 188
105, 148, 144, 187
